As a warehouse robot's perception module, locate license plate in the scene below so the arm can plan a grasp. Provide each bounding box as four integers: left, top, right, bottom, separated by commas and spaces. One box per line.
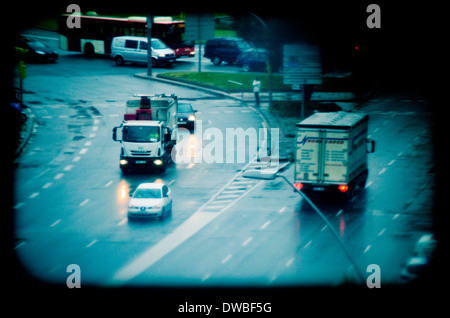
313, 187, 325, 191
136, 160, 146, 164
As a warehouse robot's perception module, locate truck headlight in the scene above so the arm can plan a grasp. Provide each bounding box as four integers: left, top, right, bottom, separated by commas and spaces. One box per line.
154, 159, 163, 166
120, 159, 128, 165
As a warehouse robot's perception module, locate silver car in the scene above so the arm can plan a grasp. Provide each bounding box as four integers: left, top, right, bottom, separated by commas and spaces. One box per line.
127, 183, 172, 220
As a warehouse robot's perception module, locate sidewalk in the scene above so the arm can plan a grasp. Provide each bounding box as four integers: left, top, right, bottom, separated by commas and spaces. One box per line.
134, 72, 359, 163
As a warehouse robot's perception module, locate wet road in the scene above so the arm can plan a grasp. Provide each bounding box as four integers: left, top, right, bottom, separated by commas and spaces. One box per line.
13, 31, 434, 289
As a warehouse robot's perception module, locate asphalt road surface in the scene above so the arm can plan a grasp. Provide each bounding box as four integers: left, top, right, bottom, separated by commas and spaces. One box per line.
13, 30, 435, 289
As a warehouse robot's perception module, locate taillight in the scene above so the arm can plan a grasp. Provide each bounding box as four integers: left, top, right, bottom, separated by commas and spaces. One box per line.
294, 183, 303, 190
338, 185, 349, 193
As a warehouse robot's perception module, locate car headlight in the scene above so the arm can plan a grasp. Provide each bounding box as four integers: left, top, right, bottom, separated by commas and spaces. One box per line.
188, 115, 196, 121
120, 159, 128, 165
35, 51, 45, 55
158, 53, 165, 57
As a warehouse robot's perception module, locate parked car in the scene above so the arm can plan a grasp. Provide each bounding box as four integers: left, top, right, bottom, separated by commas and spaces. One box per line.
177, 103, 197, 132
400, 234, 437, 282
111, 36, 176, 67
18, 38, 58, 63
204, 37, 251, 65
237, 48, 268, 72
127, 183, 173, 220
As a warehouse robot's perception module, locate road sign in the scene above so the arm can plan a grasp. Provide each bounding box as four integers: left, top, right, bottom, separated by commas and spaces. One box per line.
283, 43, 322, 85
185, 13, 215, 42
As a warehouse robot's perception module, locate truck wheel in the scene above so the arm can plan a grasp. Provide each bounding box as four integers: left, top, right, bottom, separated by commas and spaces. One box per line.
242, 64, 251, 72
115, 55, 124, 66
212, 57, 222, 65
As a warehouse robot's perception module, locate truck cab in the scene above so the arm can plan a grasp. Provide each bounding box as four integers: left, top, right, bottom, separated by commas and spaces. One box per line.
113, 94, 178, 173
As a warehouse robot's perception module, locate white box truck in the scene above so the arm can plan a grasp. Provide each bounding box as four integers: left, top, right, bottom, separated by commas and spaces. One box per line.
294, 112, 375, 197
112, 94, 178, 173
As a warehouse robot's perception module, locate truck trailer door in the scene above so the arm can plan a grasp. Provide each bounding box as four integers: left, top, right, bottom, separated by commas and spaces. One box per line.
295, 129, 321, 183
322, 130, 348, 183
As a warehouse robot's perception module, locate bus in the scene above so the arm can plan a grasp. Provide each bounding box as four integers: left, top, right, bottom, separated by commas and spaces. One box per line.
58, 14, 195, 58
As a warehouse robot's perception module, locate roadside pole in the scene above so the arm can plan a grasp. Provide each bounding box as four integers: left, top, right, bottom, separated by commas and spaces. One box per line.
146, 13, 152, 76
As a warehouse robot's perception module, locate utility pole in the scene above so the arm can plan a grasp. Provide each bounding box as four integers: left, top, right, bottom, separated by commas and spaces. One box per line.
146, 13, 153, 76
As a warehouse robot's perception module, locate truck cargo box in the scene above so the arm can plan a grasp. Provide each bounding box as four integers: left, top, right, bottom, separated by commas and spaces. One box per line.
295, 112, 373, 196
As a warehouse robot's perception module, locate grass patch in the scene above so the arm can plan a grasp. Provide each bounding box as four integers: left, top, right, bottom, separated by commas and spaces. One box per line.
157, 71, 291, 92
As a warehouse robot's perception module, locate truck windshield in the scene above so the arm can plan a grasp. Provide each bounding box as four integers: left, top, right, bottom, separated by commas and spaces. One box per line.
123, 126, 160, 143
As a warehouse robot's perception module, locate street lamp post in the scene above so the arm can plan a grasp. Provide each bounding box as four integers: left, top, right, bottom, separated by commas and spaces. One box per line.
242, 167, 365, 284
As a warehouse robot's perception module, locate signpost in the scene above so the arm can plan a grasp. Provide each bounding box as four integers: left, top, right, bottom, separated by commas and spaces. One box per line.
185, 13, 215, 72
283, 43, 322, 118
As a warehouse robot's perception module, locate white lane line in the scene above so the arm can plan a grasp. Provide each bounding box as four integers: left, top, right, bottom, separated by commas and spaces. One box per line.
112, 212, 220, 284
79, 199, 89, 206
85, 141, 92, 146
388, 160, 395, 166
42, 182, 53, 189
54, 173, 64, 180
14, 242, 26, 249
86, 240, 98, 248
104, 180, 113, 187
64, 165, 73, 171
304, 240, 312, 249
278, 206, 287, 214
336, 209, 343, 216
392, 213, 400, 220
260, 221, 271, 230
50, 219, 60, 227
14, 202, 25, 209
29, 192, 40, 199
365, 181, 373, 188
321, 225, 328, 232
364, 245, 371, 253
378, 228, 386, 236
378, 168, 386, 175
242, 237, 253, 247
201, 273, 212, 281
286, 258, 294, 267
221, 254, 232, 264
79, 148, 88, 154
73, 156, 81, 162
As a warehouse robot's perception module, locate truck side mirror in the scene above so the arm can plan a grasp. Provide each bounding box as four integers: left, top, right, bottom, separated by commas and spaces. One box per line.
367, 139, 375, 153
112, 127, 121, 142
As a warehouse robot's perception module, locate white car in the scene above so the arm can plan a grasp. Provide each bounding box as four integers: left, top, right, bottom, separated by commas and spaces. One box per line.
127, 183, 172, 220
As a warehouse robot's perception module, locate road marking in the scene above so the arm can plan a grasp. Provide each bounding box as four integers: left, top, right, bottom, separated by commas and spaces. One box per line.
79, 199, 89, 206
378, 228, 386, 236
89, 133, 96, 138
221, 254, 232, 264
84, 141, 92, 146
372, 127, 380, 133
336, 209, 343, 216
388, 160, 395, 166
365, 181, 373, 188
42, 182, 53, 189
286, 258, 294, 267
104, 180, 113, 187
378, 168, 386, 175
112, 211, 220, 284
321, 225, 328, 232
397, 152, 403, 157
73, 156, 81, 162
168, 179, 175, 186
392, 213, 399, 220
63, 165, 73, 171
50, 219, 60, 227
201, 273, 211, 281
364, 245, 371, 253
118, 218, 127, 226
29, 192, 40, 199
242, 237, 253, 247
278, 206, 287, 214
14, 242, 26, 249
54, 173, 64, 180
14, 202, 25, 209
304, 240, 312, 249
260, 221, 271, 230
86, 240, 98, 248
92, 126, 99, 131
59, 115, 69, 118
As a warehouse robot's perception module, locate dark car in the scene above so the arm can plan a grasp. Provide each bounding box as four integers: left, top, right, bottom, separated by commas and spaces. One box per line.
237, 48, 268, 72
204, 37, 251, 65
18, 38, 58, 63
177, 103, 197, 131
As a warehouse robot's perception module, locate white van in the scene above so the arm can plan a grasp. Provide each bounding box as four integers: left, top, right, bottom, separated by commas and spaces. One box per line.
111, 36, 176, 67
